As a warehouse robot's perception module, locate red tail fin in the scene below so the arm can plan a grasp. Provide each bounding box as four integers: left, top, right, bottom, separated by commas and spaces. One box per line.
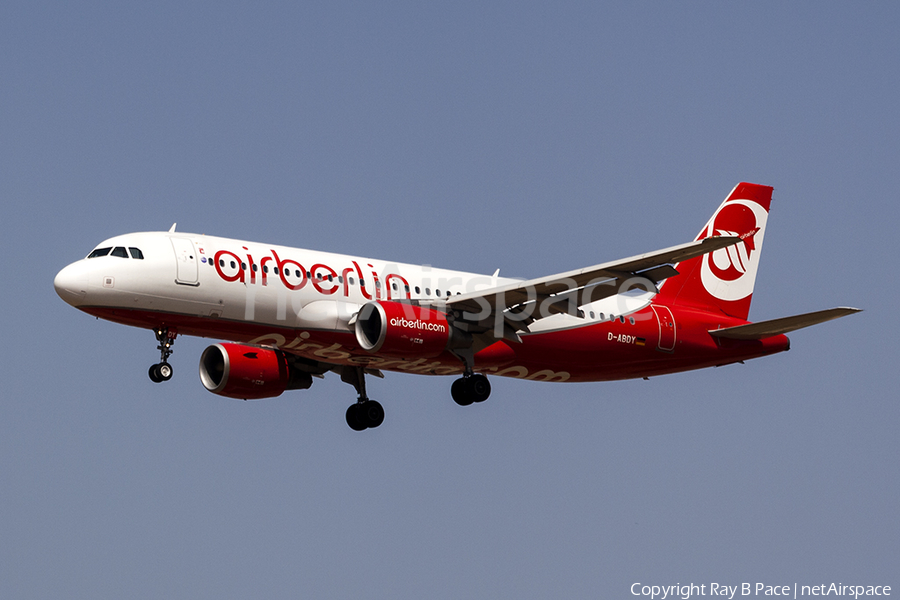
655, 182, 773, 320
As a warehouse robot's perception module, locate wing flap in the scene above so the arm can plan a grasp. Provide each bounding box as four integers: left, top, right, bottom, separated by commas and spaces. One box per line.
708, 307, 862, 340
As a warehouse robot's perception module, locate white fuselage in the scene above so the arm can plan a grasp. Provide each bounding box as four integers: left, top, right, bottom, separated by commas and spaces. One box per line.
54, 231, 653, 340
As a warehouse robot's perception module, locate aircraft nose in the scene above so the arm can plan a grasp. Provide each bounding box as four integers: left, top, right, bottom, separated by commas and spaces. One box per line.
54, 262, 89, 306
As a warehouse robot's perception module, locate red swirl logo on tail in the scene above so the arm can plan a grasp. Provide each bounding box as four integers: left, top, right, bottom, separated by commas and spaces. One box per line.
699, 199, 767, 302
707, 203, 758, 281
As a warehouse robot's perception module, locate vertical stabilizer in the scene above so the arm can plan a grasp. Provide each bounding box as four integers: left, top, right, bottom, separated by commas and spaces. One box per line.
655, 182, 773, 320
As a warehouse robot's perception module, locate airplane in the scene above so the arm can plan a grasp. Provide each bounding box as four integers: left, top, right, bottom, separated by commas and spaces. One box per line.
54, 182, 860, 430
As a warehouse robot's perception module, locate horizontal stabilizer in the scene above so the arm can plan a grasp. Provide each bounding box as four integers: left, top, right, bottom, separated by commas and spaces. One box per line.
709, 307, 862, 340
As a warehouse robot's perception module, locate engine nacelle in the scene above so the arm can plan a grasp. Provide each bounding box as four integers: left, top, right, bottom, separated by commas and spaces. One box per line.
355, 301, 464, 358
199, 343, 313, 400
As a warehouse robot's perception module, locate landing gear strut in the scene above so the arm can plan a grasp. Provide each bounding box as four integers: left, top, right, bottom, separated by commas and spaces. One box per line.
342, 366, 384, 431
148, 328, 176, 383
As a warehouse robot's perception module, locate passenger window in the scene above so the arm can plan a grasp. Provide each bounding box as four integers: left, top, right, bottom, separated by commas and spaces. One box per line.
629, 317, 635, 325
128, 247, 144, 259
88, 247, 112, 258
435, 289, 440, 296
425, 288, 431, 295
415, 286, 420, 294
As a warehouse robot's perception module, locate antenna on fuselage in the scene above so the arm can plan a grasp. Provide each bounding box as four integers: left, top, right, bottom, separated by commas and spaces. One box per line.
168, 223, 177, 233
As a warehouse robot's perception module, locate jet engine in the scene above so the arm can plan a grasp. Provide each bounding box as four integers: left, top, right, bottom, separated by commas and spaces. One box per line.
199, 343, 313, 400
354, 301, 470, 358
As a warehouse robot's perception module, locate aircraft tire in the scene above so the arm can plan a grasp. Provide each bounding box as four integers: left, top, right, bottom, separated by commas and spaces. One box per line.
157, 362, 173, 381
149, 364, 162, 383
362, 400, 384, 428
451, 378, 474, 406
346, 404, 368, 431
466, 374, 491, 403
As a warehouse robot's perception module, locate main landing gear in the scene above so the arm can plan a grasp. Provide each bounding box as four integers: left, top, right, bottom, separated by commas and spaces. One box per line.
449, 348, 492, 406
148, 328, 176, 383
450, 373, 491, 406
342, 366, 384, 431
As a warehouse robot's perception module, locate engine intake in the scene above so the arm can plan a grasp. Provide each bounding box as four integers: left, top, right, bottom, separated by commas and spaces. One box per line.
199, 343, 313, 400
354, 301, 469, 358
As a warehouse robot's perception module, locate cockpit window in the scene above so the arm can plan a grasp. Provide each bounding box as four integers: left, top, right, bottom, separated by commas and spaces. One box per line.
87, 246, 144, 259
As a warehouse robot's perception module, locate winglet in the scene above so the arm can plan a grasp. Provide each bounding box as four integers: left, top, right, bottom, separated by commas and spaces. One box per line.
168, 223, 177, 233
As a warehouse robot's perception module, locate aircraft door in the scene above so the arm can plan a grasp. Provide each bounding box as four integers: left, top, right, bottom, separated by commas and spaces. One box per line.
651, 305, 676, 352
170, 237, 199, 285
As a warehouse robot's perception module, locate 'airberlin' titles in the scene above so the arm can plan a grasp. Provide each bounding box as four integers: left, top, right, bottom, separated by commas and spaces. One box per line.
212, 248, 411, 300
390, 317, 447, 333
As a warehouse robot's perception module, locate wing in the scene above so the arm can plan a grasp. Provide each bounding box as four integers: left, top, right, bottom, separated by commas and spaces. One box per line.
708, 307, 862, 340
435, 235, 745, 344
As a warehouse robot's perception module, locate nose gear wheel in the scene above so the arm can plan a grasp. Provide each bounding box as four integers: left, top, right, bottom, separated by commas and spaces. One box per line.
148, 328, 176, 383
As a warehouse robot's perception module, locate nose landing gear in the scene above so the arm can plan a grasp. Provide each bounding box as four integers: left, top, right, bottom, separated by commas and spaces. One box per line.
148, 328, 176, 383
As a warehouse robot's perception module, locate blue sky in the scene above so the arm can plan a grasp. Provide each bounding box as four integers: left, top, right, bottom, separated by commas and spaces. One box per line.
2, 2, 897, 598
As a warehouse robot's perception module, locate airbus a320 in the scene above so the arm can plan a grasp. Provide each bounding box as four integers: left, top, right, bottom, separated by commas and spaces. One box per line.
54, 183, 860, 430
